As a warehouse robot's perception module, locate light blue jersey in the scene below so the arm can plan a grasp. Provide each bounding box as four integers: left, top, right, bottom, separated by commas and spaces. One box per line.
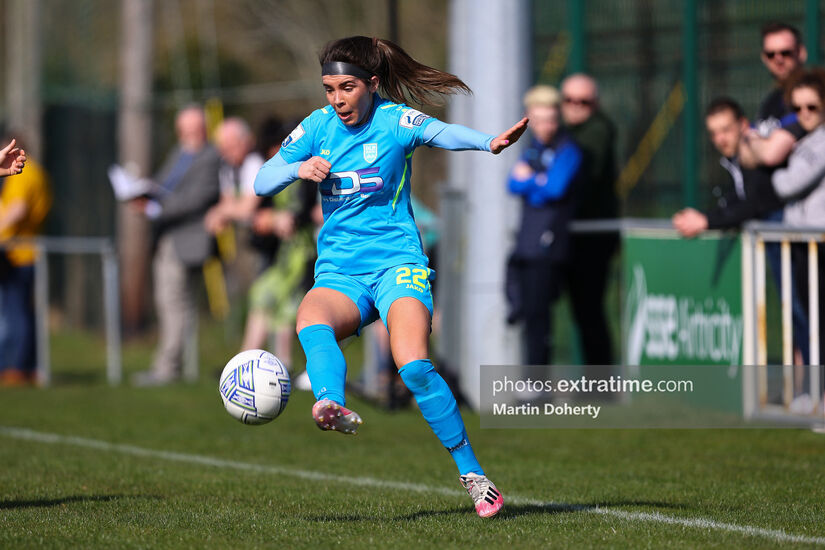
256, 93, 493, 278
280, 94, 435, 276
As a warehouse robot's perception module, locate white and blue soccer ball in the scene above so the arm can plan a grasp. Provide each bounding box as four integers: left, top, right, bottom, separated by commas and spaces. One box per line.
219, 349, 291, 425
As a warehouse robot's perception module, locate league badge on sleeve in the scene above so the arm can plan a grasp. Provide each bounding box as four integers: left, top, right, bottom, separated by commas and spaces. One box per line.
282, 123, 305, 148
399, 108, 431, 129
363, 143, 378, 164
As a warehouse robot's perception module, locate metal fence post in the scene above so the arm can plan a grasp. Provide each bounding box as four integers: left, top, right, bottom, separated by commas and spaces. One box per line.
34, 244, 49, 386
781, 239, 793, 407
740, 230, 756, 418
102, 247, 122, 385
755, 237, 767, 407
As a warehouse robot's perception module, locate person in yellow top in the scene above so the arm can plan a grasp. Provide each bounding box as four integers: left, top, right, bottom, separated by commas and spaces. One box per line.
0, 137, 51, 386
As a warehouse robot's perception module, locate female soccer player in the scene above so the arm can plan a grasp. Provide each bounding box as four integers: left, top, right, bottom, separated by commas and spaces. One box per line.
254, 36, 526, 518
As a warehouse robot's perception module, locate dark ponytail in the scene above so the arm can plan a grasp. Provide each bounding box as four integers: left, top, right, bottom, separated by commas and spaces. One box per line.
319, 36, 471, 106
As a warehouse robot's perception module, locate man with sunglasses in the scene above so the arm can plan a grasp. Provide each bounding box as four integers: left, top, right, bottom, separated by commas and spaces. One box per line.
740, 22, 808, 168
559, 74, 618, 371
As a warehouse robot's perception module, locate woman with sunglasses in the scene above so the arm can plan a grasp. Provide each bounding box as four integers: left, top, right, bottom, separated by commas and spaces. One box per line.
772, 67, 825, 374
773, 68, 825, 226
254, 36, 527, 518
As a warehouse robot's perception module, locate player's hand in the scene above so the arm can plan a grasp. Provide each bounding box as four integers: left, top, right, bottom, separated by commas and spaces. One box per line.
490, 117, 529, 155
672, 208, 708, 238
0, 139, 26, 176
298, 157, 331, 183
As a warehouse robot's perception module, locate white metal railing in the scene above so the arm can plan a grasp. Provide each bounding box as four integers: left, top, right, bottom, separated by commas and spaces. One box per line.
0, 237, 120, 386
741, 222, 824, 422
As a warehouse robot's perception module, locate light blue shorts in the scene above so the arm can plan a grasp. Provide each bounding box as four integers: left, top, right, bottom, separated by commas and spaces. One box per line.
313, 264, 435, 334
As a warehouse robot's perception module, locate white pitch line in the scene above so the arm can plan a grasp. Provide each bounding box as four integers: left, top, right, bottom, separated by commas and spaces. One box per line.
2, 426, 823, 546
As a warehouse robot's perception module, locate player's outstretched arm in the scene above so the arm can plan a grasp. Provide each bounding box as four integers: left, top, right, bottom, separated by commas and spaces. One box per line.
490, 117, 528, 155
0, 139, 26, 177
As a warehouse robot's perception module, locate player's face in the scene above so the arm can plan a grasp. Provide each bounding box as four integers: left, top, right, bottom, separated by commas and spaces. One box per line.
705, 110, 745, 158
761, 31, 805, 82
323, 75, 379, 126
526, 105, 559, 144
790, 86, 823, 132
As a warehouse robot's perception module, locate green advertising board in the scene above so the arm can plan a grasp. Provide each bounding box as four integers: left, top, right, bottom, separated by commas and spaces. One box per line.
622, 230, 743, 413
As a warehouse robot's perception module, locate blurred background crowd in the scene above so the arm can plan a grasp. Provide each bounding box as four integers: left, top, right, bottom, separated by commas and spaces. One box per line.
0, 1, 823, 411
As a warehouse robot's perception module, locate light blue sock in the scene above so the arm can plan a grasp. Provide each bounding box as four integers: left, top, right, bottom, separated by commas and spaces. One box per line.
297, 324, 346, 406
399, 359, 484, 476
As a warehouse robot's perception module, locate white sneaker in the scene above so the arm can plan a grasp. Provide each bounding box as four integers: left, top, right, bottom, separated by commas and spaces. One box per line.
460, 473, 504, 518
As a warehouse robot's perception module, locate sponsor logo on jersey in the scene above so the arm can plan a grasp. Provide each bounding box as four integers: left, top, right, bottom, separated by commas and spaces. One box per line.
363, 143, 378, 163
399, 108, 430, 129
320, 167, 384, 196
281, 123, 305, 148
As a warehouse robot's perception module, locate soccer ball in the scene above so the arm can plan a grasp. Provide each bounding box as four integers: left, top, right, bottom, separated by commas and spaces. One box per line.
218, 349, 291, 425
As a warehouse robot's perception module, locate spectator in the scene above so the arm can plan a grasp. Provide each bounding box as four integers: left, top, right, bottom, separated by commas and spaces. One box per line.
204, 117, 266, 298
737, 23, 812, 366
0, 139, 26, 177
673, 98, 782, 235
772, 68, 825, 373
506, 85, 582, 365
131, 105, 221, 386
739, 22, 808, 168
241, 119, 317, 383
0, 136, 51, 386
205, 117, 265, 251
560, 73, 618, 368
675, 96, 811, 367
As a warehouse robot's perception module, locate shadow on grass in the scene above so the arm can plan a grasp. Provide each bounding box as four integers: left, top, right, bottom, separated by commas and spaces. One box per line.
302, 500, 686, 522
495, 500, 686, 520
0, 494, 161, 510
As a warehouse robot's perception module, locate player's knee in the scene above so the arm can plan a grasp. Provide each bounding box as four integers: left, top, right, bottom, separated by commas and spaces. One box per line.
392, 347, 428, 370
398, 358, 436, 389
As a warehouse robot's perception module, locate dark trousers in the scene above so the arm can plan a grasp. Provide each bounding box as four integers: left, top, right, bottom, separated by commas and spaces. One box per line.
792, 243, 825, 367
566, 234, 618, 370
1, 264, 36, 374
506, 256, 562, 365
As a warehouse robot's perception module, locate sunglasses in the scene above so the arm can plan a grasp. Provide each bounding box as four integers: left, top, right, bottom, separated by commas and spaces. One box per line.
563, 96, 594, 107
792, 103, 821, 113
763, 49, 795, 60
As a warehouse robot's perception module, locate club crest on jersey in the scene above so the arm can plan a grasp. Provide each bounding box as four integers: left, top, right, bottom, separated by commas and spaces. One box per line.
363, 143, 378, 163
281, 123, 305, 148
399, 108, 430, 129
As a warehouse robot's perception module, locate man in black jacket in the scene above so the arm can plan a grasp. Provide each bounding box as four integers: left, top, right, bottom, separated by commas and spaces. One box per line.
673, 98, 781, 236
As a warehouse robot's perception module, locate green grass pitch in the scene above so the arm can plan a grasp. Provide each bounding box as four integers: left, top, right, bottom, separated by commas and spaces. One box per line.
1, 327, 824, 548
2, 380, 825, 549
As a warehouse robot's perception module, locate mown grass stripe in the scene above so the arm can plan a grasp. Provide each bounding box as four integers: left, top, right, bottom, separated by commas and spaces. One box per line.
2, 426, 823, 546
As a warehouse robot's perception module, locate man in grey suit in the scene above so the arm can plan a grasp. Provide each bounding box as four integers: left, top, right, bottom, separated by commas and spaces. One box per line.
132, 105, 221, 386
